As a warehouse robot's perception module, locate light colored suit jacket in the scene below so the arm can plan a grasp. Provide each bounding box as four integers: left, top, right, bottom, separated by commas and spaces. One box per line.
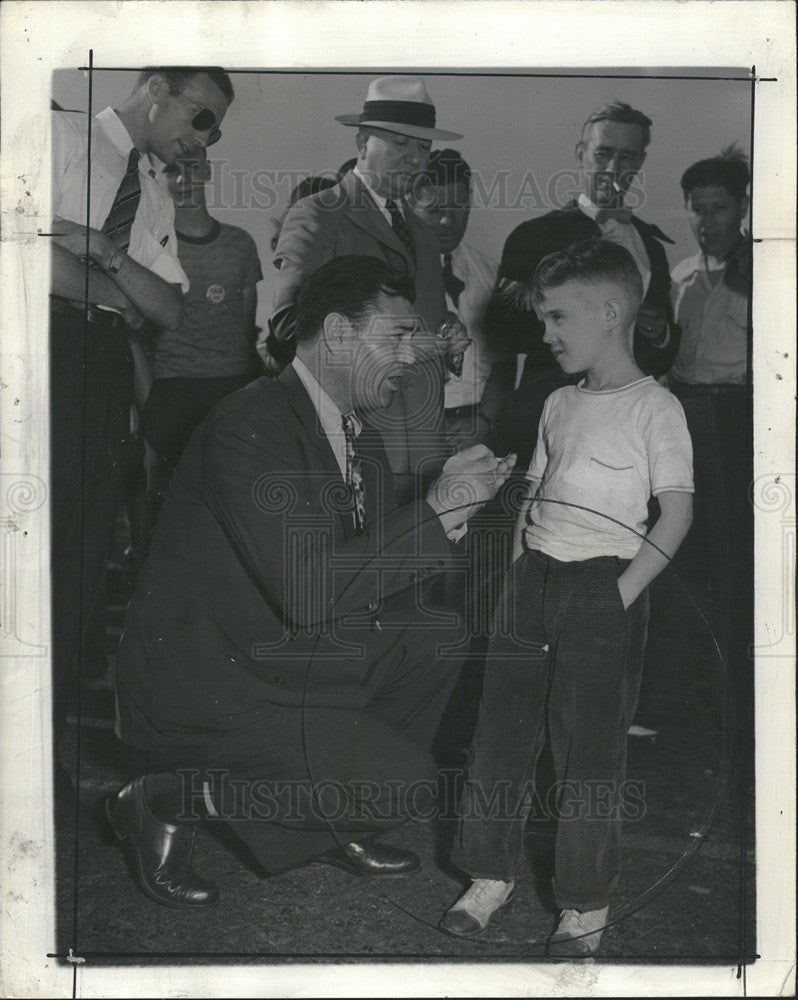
273, 170, 449, 502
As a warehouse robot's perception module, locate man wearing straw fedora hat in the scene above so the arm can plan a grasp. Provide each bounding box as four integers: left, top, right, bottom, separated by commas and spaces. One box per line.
268, 76, 468, 505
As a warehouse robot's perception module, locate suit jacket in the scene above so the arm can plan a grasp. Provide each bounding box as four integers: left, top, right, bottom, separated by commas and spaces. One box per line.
115, 367, 455, 754
485, 202, 680, 377
272, 170, 449, 500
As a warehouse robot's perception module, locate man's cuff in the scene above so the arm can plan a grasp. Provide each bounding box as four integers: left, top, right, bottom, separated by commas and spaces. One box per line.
652, 326, 671, 349
446, 523, 468, 543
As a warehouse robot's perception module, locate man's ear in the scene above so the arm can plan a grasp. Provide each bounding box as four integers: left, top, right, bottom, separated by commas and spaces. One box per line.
146, 73, 169, 108
739, 194, 750, 221
575, 140, 585, 167
355, 131, 369, 158
321, 311, 349, 352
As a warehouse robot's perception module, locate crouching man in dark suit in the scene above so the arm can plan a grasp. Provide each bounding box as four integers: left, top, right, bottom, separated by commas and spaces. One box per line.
107, 255, 516, 909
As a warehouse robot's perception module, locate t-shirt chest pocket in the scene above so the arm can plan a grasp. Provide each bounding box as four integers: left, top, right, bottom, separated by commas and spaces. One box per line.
588, 457, 636, 520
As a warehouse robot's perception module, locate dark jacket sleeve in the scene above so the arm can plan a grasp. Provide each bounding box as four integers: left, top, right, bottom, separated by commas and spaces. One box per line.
633, 224, 681, 377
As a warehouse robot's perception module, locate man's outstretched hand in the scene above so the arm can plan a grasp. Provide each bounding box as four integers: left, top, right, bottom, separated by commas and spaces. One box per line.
426, 445, 516, 535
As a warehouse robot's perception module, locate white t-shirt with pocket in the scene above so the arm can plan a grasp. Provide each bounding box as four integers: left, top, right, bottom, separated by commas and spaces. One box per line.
524, 376, 694, 561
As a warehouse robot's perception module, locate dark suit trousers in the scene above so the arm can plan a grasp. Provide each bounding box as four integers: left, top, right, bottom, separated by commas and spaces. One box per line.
670, 381, 753, 734
50, 299, 132, 741
152, 615, 464, 875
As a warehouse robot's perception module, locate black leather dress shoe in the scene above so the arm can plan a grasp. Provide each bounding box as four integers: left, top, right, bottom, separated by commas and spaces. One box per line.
316, 839, 421, 877
106, 777, 219, 909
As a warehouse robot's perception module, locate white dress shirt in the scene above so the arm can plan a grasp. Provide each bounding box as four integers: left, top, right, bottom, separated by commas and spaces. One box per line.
442, 241, 499, 409
577, 193, 651, 297
52, 107, 189, 293
670, 244, 749, 384
353, 165, 407, 225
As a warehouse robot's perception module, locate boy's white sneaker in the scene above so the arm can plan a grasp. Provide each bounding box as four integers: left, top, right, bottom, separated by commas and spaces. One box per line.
547, 905, 610, 958
439, 878, 515, 936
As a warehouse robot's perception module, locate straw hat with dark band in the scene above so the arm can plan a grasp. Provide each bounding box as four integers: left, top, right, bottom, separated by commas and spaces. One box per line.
336, 76, 463, 142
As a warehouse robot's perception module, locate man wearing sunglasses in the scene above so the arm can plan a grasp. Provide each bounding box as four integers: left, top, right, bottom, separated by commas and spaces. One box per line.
49, 66, 234, 802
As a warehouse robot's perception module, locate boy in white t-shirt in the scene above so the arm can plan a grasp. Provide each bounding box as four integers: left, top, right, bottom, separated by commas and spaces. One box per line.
440, 240, 694, 956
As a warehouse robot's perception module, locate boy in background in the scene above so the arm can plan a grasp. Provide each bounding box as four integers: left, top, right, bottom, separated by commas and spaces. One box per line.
140, 149, 262, 523
668, 147, 752, 746
441, 240, 693, 956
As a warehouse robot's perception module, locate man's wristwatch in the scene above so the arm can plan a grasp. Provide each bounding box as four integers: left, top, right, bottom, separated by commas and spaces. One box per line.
106, 248, 127, 274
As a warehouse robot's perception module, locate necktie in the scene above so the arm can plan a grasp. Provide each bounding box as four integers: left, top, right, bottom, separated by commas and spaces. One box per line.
595, 207, 634, 226
442, 253, 465, 307
341, 412, 367, 534
385, 198, 415, 262
102, 148, 141, 253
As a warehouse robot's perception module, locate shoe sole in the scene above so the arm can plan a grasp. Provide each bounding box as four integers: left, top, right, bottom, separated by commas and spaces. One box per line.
314, 855, 420, 879
105, 796, 219, 910
547, 933, 601, 959
439, 891, 515, 937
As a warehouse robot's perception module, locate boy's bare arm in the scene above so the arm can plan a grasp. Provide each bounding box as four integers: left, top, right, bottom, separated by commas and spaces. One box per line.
617, 491, 693, 609
511, 480, 536, 564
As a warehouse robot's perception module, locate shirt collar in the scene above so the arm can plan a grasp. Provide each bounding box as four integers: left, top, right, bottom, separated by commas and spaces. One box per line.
353, 165, 402, 213
292, 356, 361, 440
95, 106, 157, 174
577, 192, 602, 221
576, 191, 635, 222
95, 107, 136, 158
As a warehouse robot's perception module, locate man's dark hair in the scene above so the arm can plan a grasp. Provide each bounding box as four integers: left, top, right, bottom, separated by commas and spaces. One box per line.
426, 148, 472, 188
580, 100, 652, 148
293, 256, 416, 343
138, 66, 235, 104
525, 238, 643, 309
680, 144, 750, 203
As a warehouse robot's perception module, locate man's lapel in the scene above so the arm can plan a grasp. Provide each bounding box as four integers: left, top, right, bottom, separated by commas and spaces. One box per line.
339, 170, 414, 270
356, 422, 399, 524
631, 216, 675, 245
278, 365, 396, 539
278, 365, 336, 469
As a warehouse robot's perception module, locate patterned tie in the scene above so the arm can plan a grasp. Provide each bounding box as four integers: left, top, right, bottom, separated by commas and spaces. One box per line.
102, 148, 141, 252
341, 412, 367, 534
385, 198, 415, 262
442, 253, 465, 307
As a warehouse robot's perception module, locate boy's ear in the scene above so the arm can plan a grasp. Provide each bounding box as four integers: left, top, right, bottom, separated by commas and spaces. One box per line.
604, 296, 625, 329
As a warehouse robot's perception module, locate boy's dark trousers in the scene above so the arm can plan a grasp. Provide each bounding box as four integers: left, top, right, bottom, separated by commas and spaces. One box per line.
451, 548, 650, 911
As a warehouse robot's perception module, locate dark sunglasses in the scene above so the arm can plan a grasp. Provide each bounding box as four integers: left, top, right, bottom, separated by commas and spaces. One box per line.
175, 91, 222, 146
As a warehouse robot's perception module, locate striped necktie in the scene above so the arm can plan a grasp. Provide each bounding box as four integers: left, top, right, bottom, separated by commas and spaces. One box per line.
443, 253, 465, 307
102, 148, 141, 253
341, 412, 367, 534
385, 198, 415, 262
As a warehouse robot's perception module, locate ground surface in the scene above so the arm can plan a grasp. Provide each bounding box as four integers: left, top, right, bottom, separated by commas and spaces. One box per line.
52, 529, 756, 977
